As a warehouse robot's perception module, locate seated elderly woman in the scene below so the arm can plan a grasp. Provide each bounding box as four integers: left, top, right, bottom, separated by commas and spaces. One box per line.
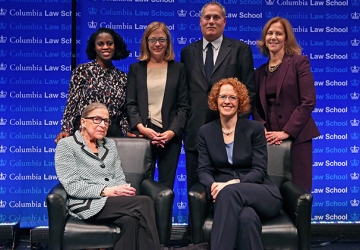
197, 78, 283, 250
54, 102, 160, 250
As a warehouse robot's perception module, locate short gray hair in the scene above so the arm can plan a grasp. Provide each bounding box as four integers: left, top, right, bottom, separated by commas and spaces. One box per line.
200, 1, 226, 17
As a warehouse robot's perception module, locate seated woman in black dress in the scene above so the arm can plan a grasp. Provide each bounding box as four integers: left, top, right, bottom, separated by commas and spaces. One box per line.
197, 78, 282, 250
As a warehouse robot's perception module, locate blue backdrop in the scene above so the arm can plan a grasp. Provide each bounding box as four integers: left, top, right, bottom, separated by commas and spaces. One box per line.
0, 0, 359, 227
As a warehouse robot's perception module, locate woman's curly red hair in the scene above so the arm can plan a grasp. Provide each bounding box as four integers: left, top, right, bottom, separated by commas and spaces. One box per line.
208, 77, 251, 114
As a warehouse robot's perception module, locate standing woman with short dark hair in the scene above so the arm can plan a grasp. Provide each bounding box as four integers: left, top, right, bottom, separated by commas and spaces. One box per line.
55, 28, 130, 143
126, 21, 189, 190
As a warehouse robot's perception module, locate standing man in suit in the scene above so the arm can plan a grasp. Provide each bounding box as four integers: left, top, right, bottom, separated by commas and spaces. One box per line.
181, 2, 256, 192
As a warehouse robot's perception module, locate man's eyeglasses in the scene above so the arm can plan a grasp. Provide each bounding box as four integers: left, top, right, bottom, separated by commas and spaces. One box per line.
147, 37, 168, 44
84, 116, 111, 126
217, 95, 238, 102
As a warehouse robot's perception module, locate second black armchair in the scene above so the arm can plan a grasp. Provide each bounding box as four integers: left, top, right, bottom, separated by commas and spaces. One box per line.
188, 140, 313, 250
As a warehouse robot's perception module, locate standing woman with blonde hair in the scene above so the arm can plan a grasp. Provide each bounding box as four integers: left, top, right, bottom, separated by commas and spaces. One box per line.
126, 21, 189, 190
253, 17, 320, 191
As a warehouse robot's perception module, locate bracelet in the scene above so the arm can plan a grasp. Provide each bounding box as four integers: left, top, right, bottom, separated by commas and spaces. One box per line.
100, 187, 106, 197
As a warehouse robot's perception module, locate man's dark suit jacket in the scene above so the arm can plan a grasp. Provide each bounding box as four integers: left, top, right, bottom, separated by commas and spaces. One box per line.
180, 36, 256, 151
253, 54, 320, 145
126, 60, 189, 137
197, 118, 282, 200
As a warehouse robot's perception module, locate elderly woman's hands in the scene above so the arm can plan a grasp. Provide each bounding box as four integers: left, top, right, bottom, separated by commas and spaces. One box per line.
102, 184, 136, 197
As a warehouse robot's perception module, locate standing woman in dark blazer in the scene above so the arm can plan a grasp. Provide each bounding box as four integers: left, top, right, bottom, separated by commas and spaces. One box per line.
253, 17, 320, 192
126, 21, 189, 189
197, 78, 282, 250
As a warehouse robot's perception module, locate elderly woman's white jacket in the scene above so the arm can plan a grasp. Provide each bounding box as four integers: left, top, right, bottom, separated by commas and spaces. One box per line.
55, 131, 127, 219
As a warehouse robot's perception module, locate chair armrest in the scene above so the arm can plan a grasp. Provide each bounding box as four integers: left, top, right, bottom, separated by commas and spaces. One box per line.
280, 181, 313, 250
46, 182, 69, 250
188, 182, 211, 244
140, 178, 174, 246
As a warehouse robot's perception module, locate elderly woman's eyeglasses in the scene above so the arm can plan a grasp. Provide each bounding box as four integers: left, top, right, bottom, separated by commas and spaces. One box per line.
147, 37, 168, 44
84, 116, 111, 126
217, 95, 238, 102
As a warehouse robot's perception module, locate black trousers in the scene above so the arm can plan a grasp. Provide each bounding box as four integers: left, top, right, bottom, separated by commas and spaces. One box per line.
185, 149, 199, 192
148, 122, 182, 190
211, 183, 282, 250
89, 196, 160, 250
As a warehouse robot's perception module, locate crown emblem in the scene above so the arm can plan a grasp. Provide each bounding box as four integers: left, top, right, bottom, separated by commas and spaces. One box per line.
0, 36, 6, 43
351, 132, 360, 140
177, 174, 187, 181
88, 7, 97, 14
177, 201, 187, 209
351, 25, 360, 33
351, 66, 360, 73
0, 105, 6, 112
0, 200, 6, 208
0, 186, 6, 194
350, 92, 359, 99
351, 52, 360, 59
352, 0, 359, 6
177, 23, 187, 30
265, 0, 275, 4
88, 21, 97, 29
178, 0, 186, 3
350, 212, 360, 221
0, 213, 6, 221
0, 172, 6, 180
0, 118, 7, 125
177, 9, 187, 17
178, 160, 185, 168
0, 8, 6, 16
0, 91, 6, 98
0, 50, 6, 57
351, 105, 359, 113
0, 145, 6, 153
350, 145, 359, 153
350, 119, 359, 126
0, 22, 6, 29
177, 215, 187, 223
0, 159, 6, 166
0, 77, 5, 85
350, 172, 359, 180
352, 12, 360, 19
265, 11, 275, 19
351, 79, 360, 86
351, 38, 360, 46
0, 63, 7, 71
351, 185, 359, 193
177, 188, 186, 195
177, 37, 187, 44
350, 199, 359, 206
0, 131, 5, 139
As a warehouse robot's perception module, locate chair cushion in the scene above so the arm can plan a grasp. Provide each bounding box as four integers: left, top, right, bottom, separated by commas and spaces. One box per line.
261, 210, 298, 250
63, 216, 120, 249
202, 209, 297, 250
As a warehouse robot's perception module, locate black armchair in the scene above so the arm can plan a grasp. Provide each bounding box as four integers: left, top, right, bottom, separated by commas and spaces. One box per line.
188, 140, 313, 250
46, 137, 174, 250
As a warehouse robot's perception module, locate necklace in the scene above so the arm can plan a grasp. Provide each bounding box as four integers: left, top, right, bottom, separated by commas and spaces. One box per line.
222, 130, 234, 136
268, 62, 281, 73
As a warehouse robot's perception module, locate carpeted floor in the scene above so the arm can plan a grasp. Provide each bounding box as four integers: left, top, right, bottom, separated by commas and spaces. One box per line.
1, 228, 359, 250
